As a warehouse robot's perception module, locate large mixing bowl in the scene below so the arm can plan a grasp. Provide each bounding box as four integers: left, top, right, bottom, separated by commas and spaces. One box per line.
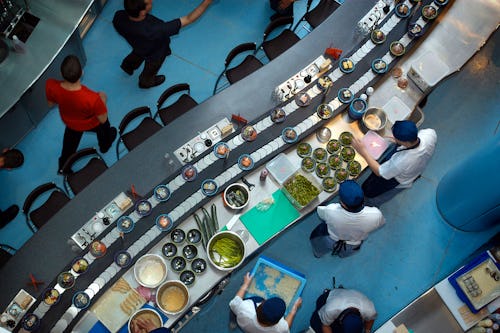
362, 107, 387, 132
156, 280, 189, 315
206, 231, 246, 271
134, 254, 167, 288
128, 308, 162, 332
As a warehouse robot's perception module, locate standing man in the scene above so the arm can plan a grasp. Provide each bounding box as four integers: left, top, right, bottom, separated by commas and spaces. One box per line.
229, 272, 302, 333
46, 55, 117, 173
113, 0, 213, 89
0, 148, 24, 228
351, 120, 437, 198
309, 288, 377, 333
310, 180, 385, 258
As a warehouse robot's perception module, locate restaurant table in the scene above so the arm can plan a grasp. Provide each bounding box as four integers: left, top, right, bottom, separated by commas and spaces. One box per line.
1, 0, 497, 332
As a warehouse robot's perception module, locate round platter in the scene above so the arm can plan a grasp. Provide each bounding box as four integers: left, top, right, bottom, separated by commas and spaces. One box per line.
372, 58, 388, 74
339, 58, 355, 73
270, 107, 286, 123
238, 154, 254, 170
338, 88, 354, 104
241, 125, 258, 142
57, 272, 75, 289
154, 185, 171, 202
114, 250, 132, 268
282, 127, 298, 144
156, 214, 174, 232
213, 142, 230, 159
72, 291, 90, 310
201, 179, 218, 196
135, 200, 152, 217
181, 164, 197, 182
117, 216, 134, 233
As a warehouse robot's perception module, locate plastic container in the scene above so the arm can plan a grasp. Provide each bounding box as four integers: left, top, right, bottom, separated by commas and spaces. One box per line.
266, 153, 298, 186
383, 96, 412, 124
361, 131, 389, 160
281, 170, 321, 210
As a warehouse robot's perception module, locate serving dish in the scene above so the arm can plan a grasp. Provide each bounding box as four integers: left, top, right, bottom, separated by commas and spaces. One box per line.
162, 242, 177, 258
338, 88, 353, 104
422, 5, 438, 20
89, 240, 107, 258
182, 244, 198, 260
156, 280, 190, 315
301, 156, 316, 173
21, 313, 40, 331
347, 160, 362, 177
395, 3, 410, 18
73, 291, 90, 309
114, 250, 132, 268
313, 147, 328, 162
171, 229, 186, 244
328, 154, 342, 170
117, 216, 134, 233
181, 164, 197, 182
43, 288, 60, 306
362, 107, 387, 132
207, 231, 246, 271
371, 58, 388, 74
154, 184, 171, 202
270, 107, 286, 123
187, 229, 202, 244
370, 29, 386, 45
201, 179, 218, 196
315, 162, 330, 178
339, 131, 354, 146
341, 146, 356, 162
408, 23, 424, 38
72, 257, 89, 274
128, 309, 162, 333
317, 103, 333, 120
317, 75, 333, 91
213, 142, 230, 158
282, 127, 298, 144
171, 256, 187, 272
223, 183, 250, 210
322, 177, 338, 193
282, 171, 321, 209
241, 125, 257, 142
296, 142, 312, 157
156, 214, 173, 232
434, 0, 449, 6
180, 270, 196, 287
339, 58, 355, 73
191, 258, 207, 274
238, 154, 254, 170
326, 139, 341, 154
335, 168, 348, 183
134, 254, 167, 288
295, 92, 311, 106
57, 272, 75, 289
390, 41, 405, 57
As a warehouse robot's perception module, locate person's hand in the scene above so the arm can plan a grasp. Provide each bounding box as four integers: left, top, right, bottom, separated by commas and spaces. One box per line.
292, 297, 302, 312
203, 0, 213, 5
351, 136, 367, 156
130, 317, 160, 333
243, 272, 253, 288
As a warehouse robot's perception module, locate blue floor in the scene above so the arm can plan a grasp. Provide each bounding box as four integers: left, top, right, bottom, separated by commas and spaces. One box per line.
1, 1, 499, 332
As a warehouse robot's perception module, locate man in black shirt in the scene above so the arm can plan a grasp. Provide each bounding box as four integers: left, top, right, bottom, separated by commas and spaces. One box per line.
113, 0, 212, 89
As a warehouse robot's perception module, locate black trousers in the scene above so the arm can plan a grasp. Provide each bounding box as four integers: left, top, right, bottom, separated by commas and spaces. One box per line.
59, 120, 113, 170
121, 51, 168, 86
362, 173, 400, 198
270, 0, 294, 16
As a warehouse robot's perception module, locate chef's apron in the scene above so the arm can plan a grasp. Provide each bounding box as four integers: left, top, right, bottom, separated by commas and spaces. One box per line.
309, 222, 362, 258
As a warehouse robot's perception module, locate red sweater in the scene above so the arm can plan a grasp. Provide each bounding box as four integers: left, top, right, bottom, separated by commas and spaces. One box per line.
46, 79, 107, 131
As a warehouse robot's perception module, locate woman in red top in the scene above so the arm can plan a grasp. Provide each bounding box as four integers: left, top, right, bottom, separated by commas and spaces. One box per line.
46, 55, 117, 172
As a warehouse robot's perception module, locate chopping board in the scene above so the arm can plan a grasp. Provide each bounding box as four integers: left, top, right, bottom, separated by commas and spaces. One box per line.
240, 190, 299, 245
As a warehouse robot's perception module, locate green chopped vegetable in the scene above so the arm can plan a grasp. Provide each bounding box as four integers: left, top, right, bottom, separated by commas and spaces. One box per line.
209, 237, 243, 268
284, 174, 320, 207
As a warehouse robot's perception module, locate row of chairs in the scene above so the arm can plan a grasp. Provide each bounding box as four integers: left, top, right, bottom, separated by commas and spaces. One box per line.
213, 0, 340, 94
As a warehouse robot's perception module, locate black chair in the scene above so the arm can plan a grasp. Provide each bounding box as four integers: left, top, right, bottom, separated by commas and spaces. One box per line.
0, 244, 16, 268
154, 84, 198, 126
116, 106, 162, 159
22, 182, 70, 232
61, 148, 108, 196
293, 0, 341, 33
213, 42, 264, 95
259, 16, 300, 61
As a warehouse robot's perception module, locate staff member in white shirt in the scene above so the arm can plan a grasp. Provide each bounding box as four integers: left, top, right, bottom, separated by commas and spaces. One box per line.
310, 180, 385, 258
309, 288, 377, 333
352, 120, 437, 198
229, 272, 302, 333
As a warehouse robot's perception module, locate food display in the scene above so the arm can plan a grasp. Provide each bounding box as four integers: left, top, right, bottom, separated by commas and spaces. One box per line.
201, 179, 218, 196
90, 240, 107, 258
295, 92, 311, 106
395, 3, 410, 18
372, 58, 388, 74
213, 142, 230, 158
207, 231, 245, 270
224, 184, 249, 209
312, 147, 327, 162
301, 156, 316, 172
187, 229, 202, 244
191, 258, 207, 274
171, 229, 186, 244
156, 214, 173, 231
182, 244, 198, 260
72, 291, 90, 309
317, 103, 333, 120
347, 160, 362, 177
341, 146, 356, 162
328, 154, 342, 170
317, 75, 333, 90
117, 216, 134, 233
162, 243, 177, 258
339, 58, 355, 73
283, 172, 321, 208
408, 23, 423, 38
171, 256, 187, 272
296, 142, 312, 157
371, 29, 386, 44
315, 162, 330, 178
180, 270, 196, 286
135, 199, 152, 217
241, 125, 257, 142
322, 177, 337, 193
43, 288, 60, 305
21, 313, 40, 331
338, 88, 353, 103
282, 127, 298, 143
238, 154, 254, 170
326, 139, 341, 154
57, 271, 76, 289
154, 185, 171, 202
128, 309, 162, 333
72, 257, 89, 274
335, 168, 348, 183
270, 107, 286, 123
422, 5, 438, 20
390, 41, 405, 57
181, 164, 197, 182
114, 251, 132, 268
339, 132, 353, 146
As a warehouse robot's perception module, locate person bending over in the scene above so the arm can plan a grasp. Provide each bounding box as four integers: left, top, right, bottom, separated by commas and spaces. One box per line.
113, 0, 212, 89
310, 180, 385, 258
229, 272, 302, 333
352, 120, 437, 198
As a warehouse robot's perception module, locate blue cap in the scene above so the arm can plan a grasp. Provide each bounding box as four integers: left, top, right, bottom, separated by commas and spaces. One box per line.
341, 311, 363, 333
257, 297, 286, 325
392, 120, 418, 142
339, 180, 364, 209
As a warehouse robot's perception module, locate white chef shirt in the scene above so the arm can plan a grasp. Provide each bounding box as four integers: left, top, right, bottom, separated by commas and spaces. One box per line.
379, 129, 437, 188
229, 296, 290, 333
317, 204, 385, 245
318, 289, 377, 327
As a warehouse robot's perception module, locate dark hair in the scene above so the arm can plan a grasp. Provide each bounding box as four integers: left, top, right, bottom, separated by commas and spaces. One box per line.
124, 0, 146, 18
60, 55, 82, 83
1, 149, 24, 169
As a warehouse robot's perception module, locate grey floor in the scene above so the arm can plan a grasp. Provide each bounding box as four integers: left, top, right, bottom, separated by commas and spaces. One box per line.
0, 1, 499, 332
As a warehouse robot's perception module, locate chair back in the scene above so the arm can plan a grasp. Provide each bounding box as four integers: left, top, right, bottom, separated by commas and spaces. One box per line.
62, 148, 108, 196
157, 83, 190, 110
260, 16, 300, 60
22, 182, 70, 232
154, 84, 198, 126
225, 42, 257, 67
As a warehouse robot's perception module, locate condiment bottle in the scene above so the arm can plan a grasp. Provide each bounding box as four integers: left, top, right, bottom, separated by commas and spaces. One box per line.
260, 169, 268, 181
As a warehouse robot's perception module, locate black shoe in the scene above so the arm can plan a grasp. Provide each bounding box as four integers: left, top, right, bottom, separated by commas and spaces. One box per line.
120, 63, 134, 76
0, 205, 19, 228
139, 75, 165, 89
100, 127, 118, 154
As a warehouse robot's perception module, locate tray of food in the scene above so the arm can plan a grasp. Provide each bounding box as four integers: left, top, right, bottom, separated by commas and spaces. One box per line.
282, 170, 321, 210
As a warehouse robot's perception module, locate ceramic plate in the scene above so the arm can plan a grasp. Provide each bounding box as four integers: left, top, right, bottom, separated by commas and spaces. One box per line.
395, 3, 410, 18
156, 214, 174, 232
72, 291, 90, 309
22, 313, 40, 331
135, 200, 152, 217
71, 257, 89, 274
114, 250, 132, 268
371, 58, 388, 74
338, 88, 353, 104
89, 241, 107, 258
238, 154, 254, 170
187, 229, 202, 244
154, 185, 171, 202
43, 288, 61, 306
162, 242, 177, 258
201, 179, 218, 196
117, 216, 134, 233
339, 58, 355, 73
171, 256, 186, 272
180, 270, 196, 287
282, 127, 298, 144
181, 164, 198, 182
241, 125, 258, 142
171, 229, 186, 244
57, 272, 75, 289
213, 142, 230, 158
270, 107, 286, 123
191, 258, 207, 274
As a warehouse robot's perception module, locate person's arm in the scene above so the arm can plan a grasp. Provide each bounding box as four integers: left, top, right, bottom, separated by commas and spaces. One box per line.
284, 297, 302, 328
351, 136, 381, 176
321, 325, 333, 333
95, 92, 109, 124
278, 0, 295, 10
236, 272, 252, 298
180, 0, 212, 27
364, 319, 375, 333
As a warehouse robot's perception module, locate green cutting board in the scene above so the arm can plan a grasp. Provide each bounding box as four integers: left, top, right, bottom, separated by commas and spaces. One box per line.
240, 189, 300, 245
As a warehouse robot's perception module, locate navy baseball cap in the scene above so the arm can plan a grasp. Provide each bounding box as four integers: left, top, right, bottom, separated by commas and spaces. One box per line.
392, 120, 418, 142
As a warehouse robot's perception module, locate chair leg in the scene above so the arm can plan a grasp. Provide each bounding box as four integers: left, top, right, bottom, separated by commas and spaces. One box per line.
213, 72, 228, 95
25, 217, 37, 234
116, 140, 121, 160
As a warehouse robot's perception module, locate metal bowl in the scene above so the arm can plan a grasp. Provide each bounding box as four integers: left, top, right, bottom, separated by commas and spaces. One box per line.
156, 280, 189, 315
223, 183, 250, 210
133, 254, 167, 288
362, 107, 387, 132
206, 231, 246, 271
128, 308, 163, 332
